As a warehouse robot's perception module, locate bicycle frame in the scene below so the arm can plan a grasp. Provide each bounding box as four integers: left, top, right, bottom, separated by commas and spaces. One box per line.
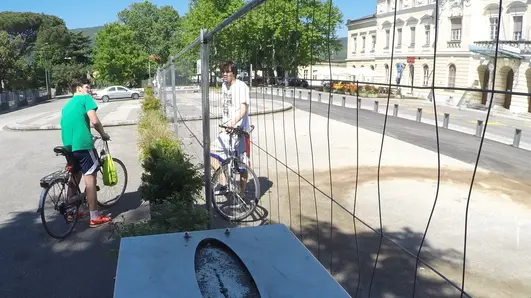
37, 136, 105, 213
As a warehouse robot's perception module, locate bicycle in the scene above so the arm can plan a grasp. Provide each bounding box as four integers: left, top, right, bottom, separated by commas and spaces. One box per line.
37, 136, 128, 239
211, 124, 260, 221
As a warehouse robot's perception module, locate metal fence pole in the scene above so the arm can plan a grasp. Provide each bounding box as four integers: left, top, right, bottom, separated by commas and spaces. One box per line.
393, 104, 399, 116
416, 108, 422, 122
373, 101, 379, 112
200, 29, 212, 229
170, 58, 177, 134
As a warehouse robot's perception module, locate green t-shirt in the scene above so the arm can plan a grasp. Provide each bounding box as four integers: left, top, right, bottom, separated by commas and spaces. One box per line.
60, 94, 98, 152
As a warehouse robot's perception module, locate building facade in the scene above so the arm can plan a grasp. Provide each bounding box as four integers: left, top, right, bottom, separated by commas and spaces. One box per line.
347, 0, 531, 113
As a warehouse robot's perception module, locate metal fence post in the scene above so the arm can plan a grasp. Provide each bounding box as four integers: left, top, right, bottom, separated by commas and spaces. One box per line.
299, 90, 302, 99
512, 128, 522, 148
416, 108, 422, 122
342, 96, 346, 107
200, 29, 212, 229
170, 58, 177, 134
318, 93, 322, 102
373, 101, 379, 112
443, 113, 450, 128
357, 98, 361, 109
393, 104, 399, 116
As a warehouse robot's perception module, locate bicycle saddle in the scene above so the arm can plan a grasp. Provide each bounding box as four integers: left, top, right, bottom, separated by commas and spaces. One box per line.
53, 146, 70, 155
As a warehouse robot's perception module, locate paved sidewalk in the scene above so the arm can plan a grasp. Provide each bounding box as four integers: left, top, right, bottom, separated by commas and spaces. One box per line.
4, 99, 142, 131
162, 91, 292, 122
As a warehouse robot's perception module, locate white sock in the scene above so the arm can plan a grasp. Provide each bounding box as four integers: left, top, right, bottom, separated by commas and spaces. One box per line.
90, 211, 99, 220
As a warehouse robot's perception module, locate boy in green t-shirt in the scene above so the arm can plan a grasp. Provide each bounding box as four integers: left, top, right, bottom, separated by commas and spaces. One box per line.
60, 80, 111, 227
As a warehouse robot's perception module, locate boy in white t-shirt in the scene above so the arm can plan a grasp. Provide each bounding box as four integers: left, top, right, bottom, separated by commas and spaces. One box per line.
210, 61, 251, 192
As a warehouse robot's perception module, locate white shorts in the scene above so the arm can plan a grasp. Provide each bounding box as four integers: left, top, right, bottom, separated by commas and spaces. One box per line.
210, 132, 248, 165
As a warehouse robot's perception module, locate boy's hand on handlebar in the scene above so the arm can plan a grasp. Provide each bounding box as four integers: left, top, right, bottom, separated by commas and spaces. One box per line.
101, 132, 111, 141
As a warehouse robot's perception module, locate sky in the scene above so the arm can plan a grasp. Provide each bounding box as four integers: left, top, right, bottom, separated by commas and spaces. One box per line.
0, 0, 376, 37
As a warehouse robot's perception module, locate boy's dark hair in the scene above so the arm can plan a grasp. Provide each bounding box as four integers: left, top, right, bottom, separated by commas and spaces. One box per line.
70, 79, 84, 94
219, 60, 237, 76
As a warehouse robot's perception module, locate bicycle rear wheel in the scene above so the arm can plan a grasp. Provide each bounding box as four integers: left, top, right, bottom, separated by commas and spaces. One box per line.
39, 178, 80, 239
212, 159, 260, 221
97, 157, 128, 208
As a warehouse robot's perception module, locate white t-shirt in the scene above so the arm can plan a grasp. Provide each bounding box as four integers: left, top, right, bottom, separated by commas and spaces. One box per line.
221, 79, 251, 132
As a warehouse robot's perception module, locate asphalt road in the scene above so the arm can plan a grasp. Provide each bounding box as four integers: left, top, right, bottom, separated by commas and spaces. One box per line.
0, 115, 146, 297
257, 87, 531, 150
265, 93, 531, 180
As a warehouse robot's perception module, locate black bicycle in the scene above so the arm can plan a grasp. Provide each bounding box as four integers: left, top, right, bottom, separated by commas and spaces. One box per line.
211, 125, 260, 221
37, 137, 128, 239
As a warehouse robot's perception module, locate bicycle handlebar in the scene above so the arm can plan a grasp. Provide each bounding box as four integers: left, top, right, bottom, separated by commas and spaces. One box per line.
219, 124, 255, 134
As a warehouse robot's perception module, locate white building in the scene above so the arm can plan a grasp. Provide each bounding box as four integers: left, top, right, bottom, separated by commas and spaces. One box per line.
347, 0, 531, 113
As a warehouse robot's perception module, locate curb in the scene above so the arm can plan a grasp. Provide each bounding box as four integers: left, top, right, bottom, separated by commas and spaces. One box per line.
167, 102, 293, 122
3, 120, 138, 132
3, 102, 293, 131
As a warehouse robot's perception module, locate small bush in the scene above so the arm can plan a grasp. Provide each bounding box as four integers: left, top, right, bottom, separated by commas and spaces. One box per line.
137, 109, 174, 160
110, 200, 209, 238
139, 138, 203, 205
141, 95, 161, 112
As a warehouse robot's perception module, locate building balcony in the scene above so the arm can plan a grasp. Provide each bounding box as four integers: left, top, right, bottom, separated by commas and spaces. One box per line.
447, 40, 461, 48
473, 40, 531, 55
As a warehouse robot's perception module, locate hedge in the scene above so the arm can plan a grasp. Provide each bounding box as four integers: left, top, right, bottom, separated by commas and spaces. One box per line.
111, 84, 209, 238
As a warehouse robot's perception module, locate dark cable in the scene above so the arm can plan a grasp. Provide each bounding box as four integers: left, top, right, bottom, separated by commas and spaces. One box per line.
352, 81, 362, 298
368, 0, 399, 294
308, 0, 321, 260
412, 0, 442, 295
325, 0, 335, 275
460, 0, 504, 296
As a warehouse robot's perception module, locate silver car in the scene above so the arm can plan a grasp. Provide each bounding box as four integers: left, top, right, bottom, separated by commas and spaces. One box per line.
92, 86, 142, 102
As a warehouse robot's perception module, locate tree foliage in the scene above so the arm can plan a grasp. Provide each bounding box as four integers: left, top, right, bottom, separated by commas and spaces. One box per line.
178, 0, 343, 78
0, 12, 93, 93
117, 1, 182, 65
92, 23, 147, 87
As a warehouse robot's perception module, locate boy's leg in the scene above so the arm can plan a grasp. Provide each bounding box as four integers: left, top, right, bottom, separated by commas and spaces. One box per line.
73, 149, 111, 227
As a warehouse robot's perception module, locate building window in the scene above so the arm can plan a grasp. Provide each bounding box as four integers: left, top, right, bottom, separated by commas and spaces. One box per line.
448, 64, 456, 88
384, 64, 390, 83
362, 35, 366, 52
353, 36, 357, 53
423, 65, 429, 86
397, 28, 402, 47
451, 17, 462, 41
410, 27, 416, 46
424, 25, 431, 46
371, 35, 376, 51
303, 70, 308, 79
490, 17, 498, 40
513, 15, 523, 40
385, 30, 390, 48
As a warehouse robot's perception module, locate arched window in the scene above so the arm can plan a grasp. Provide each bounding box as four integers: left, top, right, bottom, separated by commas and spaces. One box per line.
384, 64, 390, 83
448, 64, 456, 88
423, 65, 429, 86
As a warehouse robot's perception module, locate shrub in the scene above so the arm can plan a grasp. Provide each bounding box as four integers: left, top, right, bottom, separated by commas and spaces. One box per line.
137, 109, 174, 160
110, 199, 209, 238
141, 95, 161, 112
139, 138, 203, 205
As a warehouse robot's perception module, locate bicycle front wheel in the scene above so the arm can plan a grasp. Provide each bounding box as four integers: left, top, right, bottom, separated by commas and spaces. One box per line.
40, 178, 80, 240
97, 157, 128, 208
212, 159, 260, 221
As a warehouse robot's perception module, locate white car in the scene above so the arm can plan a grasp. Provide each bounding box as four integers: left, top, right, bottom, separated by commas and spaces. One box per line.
92, 86, 142, 102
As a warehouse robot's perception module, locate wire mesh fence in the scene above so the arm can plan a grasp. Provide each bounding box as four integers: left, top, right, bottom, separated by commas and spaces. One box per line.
154, 0, 531, 297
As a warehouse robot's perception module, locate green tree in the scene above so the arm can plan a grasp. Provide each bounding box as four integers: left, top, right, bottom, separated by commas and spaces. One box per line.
0, 31, 23, 92
93, 23, 147, 87
117, 0, 182, 67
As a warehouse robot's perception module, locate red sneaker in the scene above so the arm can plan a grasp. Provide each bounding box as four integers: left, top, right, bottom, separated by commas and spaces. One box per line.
89, 215, 112, 228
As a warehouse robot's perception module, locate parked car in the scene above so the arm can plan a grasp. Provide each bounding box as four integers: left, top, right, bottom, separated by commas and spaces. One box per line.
92, 86, 142, 102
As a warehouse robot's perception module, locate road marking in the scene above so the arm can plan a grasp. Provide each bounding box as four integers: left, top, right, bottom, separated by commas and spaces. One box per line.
467, 120, 506, 126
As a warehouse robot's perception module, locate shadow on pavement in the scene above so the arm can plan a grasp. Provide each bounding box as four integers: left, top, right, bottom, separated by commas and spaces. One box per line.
299, 215, 464, 298
0, 189, 142, 298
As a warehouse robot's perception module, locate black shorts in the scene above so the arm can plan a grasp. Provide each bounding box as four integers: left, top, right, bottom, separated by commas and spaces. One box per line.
71, 149, 100, 175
